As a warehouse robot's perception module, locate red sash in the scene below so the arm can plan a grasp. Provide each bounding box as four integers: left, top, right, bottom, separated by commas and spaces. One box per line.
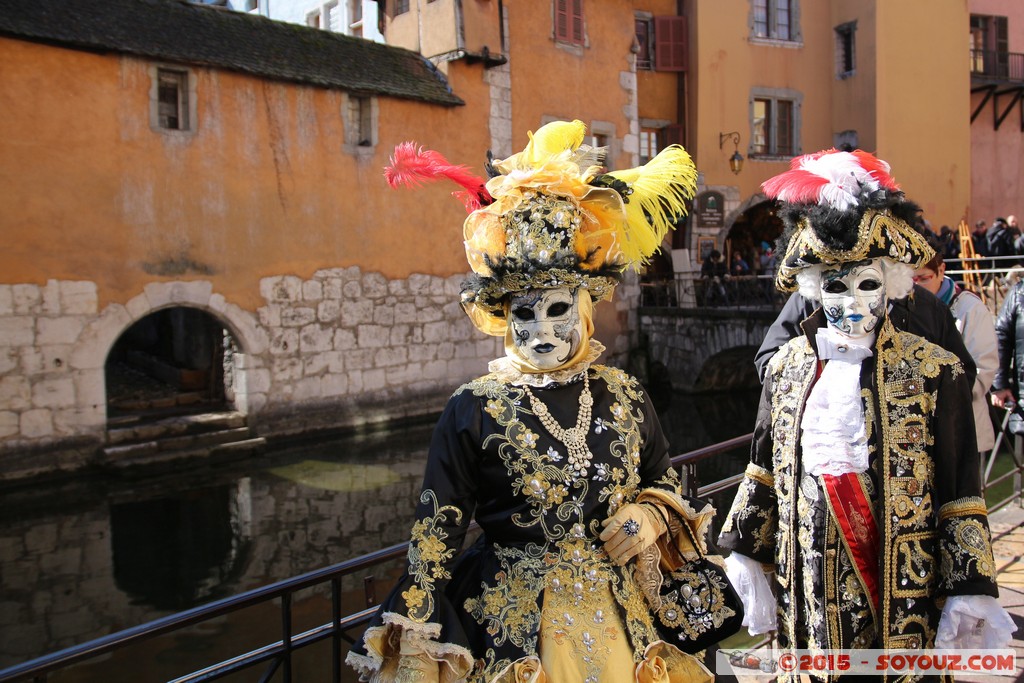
822, 472, 881, 611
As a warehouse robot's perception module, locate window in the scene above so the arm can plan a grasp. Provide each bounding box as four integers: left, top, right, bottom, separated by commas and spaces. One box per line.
157, 69, 189, 131
245, 0, 258, 10
635, 15, 686, 72
635, 18, 652, 70
348, 0, 363, 36
306, 9, 320, 27
752, 0, 797, 42
835, 21, 855, 78
589, 132, 610, 169
639, 129, 658, 164
971, 14, 1009, 78
751, 93, 799, 157
555, 0, 584, 46
345, 95, 376, 151
392, 0, 409, 17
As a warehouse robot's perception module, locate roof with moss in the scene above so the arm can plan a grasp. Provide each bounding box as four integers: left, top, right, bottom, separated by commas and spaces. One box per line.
0, 0, 463, 106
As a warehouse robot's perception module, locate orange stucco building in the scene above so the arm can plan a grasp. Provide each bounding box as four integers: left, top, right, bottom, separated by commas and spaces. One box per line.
0, 0, 690, 479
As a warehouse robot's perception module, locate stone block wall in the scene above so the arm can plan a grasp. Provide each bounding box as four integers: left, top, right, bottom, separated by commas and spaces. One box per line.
0, 281, 106, 477
250, 267, 504, 436
0, 267, 646, 479
640, 308, 773, 391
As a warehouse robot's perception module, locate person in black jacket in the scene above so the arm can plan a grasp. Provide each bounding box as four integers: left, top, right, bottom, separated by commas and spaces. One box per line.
991, 279, 1024, 416
754, 283, 977, 386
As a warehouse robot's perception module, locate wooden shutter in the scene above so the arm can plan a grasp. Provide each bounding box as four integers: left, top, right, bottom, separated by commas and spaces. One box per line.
661, 124, 685, 148
996, 16, 1009, 78
654, 16, 687, 72
570, 0, 584, 45
555, 0, 569, 41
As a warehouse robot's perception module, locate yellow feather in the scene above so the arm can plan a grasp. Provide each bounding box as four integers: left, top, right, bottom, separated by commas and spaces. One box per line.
521, 119, 587, 166
606, 145, 698, 265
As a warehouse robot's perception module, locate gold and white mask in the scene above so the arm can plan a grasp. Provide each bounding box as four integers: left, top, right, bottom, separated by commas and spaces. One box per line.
507, 287, 586, 371
819, 259, 886, 338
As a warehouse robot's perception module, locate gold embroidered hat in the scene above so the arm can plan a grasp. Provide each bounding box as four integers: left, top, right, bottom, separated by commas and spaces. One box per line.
385, 119, 698, 335
762, 149, 934, 292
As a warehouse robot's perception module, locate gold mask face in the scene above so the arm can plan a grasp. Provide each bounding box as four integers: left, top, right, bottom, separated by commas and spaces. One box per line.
508, 287, 584, 371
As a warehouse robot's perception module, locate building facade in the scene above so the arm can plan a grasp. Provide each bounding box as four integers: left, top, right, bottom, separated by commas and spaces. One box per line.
685, 0, 971, 268
970, 0, 1024, 227
0, 0, 677, 480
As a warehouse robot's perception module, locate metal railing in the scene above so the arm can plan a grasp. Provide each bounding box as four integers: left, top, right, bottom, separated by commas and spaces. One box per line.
641, 272, 785, 311
970, 49, 1024, 83
0, 434, 755, 683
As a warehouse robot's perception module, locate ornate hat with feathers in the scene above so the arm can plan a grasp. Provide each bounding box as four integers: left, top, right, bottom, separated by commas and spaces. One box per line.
384, 119, 698, 335
763, 149, 934, 292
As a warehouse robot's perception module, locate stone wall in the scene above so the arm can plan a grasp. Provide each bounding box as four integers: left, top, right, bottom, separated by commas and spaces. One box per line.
640, 307, 775, 391
0, 270, 505, 480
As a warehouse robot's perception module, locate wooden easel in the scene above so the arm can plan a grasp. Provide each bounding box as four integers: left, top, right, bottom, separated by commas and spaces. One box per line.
958, 220, 986, 303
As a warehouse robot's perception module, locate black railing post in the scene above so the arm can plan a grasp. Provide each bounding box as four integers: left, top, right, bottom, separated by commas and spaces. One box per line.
331, 578, 341, 683
281, 592, 292, 683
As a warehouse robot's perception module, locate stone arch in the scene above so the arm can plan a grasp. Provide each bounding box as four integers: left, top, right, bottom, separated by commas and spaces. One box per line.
68, 282, 268, 429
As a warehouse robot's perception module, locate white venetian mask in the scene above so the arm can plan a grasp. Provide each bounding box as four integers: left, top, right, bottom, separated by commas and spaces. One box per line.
508, 287, 584, 370
819, 259, 887, 338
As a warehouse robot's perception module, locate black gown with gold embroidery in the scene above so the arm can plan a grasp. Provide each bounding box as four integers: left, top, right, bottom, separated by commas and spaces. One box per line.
347, 364, 718, 682
718, 313, 999, 681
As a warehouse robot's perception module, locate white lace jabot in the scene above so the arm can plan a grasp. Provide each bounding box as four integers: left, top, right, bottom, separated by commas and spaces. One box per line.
488, 340, 605, 388
800, 329, 874, 477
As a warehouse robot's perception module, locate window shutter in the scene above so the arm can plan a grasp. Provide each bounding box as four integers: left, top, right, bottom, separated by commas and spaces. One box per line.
555, 0, 569, 41
661, 124, 685, 148
571, 0, 584, 45
654, 16, 687, 72
996, 16, 1009, 78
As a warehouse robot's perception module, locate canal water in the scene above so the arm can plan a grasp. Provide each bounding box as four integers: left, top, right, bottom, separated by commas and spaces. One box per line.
0, 387, 761, 682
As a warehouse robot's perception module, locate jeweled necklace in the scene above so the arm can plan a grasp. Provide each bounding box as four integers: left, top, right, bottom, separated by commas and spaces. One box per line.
524, 373, 595, 476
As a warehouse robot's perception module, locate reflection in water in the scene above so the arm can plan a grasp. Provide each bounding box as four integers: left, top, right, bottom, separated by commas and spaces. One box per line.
0, 388, 761, 680
110, 483, 252, 611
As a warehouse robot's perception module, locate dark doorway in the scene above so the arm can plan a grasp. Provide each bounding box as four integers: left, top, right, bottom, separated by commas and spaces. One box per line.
724, 199, 785, 278
105, 308, 237, 417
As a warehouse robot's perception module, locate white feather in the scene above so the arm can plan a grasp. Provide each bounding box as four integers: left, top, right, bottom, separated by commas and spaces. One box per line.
800, 152, 880, 211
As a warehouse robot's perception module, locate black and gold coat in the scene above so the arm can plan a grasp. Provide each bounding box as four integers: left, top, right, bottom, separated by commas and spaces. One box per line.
719, 312, 997, 671
348, 365, 715, 682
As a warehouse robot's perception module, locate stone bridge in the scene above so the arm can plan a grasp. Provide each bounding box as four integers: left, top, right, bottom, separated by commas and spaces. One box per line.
639, 307, 778, 392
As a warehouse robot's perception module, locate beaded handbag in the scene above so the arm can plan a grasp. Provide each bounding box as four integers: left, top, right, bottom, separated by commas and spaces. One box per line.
650, 522, 745, 654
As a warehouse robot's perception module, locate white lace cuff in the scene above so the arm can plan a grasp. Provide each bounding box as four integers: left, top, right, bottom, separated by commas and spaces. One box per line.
724, 552, 777, 636
935, 595, 1016, 649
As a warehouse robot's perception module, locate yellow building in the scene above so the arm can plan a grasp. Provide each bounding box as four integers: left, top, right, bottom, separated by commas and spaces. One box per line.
688, 0, 970, 264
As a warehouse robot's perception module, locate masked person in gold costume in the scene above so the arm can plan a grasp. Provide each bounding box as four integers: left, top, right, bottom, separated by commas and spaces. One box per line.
346, 120, 741, 683
718, 150, 1013, 677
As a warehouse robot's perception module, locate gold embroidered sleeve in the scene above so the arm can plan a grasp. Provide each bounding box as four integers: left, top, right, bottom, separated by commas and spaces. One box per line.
717, 462, 778, 564
937, 496, 998, 597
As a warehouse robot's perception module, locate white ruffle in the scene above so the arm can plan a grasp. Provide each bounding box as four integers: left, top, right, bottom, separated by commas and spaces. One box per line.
935, 595, 1016, 649
724, 552, 777, 636
488, 340, 605, 387
801, 330, 872, 477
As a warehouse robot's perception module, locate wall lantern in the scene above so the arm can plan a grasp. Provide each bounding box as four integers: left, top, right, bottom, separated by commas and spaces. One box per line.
718, 131, 744, 175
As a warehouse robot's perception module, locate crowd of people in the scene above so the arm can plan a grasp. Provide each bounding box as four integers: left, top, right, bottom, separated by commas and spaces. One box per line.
345, 125, 1015, 683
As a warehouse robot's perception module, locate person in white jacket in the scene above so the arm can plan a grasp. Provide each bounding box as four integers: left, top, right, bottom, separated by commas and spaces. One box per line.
913, 249, 998, 455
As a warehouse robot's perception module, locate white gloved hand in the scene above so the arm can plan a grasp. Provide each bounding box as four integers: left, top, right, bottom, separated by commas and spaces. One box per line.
724, 552, 777, 636
935, 595, 1016, 649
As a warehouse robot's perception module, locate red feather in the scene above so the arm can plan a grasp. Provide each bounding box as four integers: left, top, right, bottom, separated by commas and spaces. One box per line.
761, 168, 829, 204
851, 150, 900, 191
384, 142, 492, 212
